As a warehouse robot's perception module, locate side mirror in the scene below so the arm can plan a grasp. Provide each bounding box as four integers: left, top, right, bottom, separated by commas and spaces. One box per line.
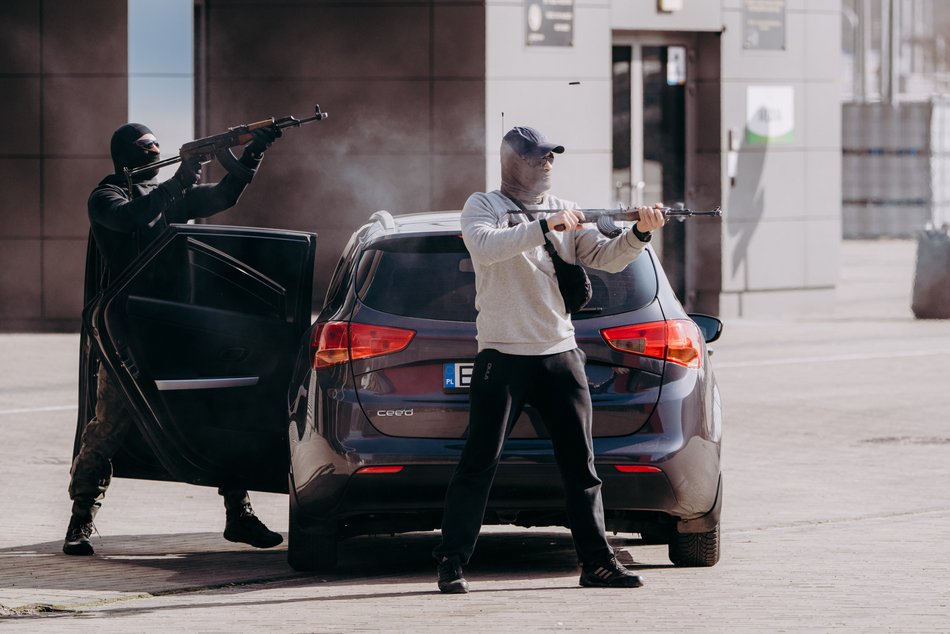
689, 313, 723, 343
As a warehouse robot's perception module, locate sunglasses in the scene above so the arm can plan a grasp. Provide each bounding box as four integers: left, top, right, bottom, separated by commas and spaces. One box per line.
135, 139, 160, 150
526, 153, 555, 167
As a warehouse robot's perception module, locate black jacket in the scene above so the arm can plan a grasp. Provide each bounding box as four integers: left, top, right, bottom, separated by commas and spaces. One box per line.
87, 155, 260, 296
75, 144, 262, 455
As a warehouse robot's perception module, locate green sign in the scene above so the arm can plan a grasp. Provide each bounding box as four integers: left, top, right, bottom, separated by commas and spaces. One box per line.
746, 85, 794, 145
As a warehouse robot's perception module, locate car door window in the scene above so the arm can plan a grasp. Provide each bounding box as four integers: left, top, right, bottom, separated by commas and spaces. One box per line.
353, 234, 658, 322
356, 235, 478, 322
91, 226, 316, 492
185, 238, 286, 319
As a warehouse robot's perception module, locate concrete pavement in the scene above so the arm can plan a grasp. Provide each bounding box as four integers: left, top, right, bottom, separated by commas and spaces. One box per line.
1, 239, 949, 632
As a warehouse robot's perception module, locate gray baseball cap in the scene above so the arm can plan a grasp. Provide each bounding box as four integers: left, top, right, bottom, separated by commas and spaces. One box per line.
503, 126, 565, 159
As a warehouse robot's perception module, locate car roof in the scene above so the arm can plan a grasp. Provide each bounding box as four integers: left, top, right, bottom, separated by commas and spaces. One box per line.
362, 210, 462, 241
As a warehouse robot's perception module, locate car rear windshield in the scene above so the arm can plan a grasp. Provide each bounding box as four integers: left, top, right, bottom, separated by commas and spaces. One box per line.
355, 234, 658, 322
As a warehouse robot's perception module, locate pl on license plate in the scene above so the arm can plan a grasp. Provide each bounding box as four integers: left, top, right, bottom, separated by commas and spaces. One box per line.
443, 362, 474, 393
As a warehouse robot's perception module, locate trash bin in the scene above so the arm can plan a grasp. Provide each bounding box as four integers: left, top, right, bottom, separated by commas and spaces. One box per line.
911, 226, 950, 319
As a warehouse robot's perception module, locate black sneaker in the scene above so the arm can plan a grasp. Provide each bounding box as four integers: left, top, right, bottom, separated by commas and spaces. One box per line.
437, 556, 469, 594
63, 516, 95, 556
224, 506, 283, 549
579, 557, 644, 588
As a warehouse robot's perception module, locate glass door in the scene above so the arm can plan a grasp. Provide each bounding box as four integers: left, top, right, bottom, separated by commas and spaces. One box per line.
613, 36, 692, 301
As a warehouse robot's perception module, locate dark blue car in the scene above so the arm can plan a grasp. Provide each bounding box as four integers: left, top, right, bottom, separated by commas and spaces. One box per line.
78, 210, 723, 573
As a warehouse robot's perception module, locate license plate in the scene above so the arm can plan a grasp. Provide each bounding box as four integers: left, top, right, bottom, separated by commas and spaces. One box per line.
443, 362, 474, 393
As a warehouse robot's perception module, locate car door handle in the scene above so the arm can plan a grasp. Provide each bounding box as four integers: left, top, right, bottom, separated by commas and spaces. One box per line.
154, 376, 260, 391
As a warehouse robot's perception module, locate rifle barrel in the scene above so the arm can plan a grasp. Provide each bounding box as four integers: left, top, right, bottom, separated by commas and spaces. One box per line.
276, 105, 328, 128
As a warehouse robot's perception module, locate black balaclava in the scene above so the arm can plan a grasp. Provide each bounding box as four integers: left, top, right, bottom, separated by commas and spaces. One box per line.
110, 123, 160, 183
499, 126, 564, 204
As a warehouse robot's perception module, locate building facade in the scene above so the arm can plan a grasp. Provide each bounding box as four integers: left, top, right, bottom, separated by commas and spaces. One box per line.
0, 0, 842, 331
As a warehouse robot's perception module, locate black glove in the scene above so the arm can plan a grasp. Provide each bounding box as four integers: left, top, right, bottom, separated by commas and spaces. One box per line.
172, 155, 202, 189
246, 126, 282, 157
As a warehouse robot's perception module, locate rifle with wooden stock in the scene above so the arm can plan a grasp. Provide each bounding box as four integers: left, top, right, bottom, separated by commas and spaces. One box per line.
508, 204, 723, 238
123, 105, 328, 190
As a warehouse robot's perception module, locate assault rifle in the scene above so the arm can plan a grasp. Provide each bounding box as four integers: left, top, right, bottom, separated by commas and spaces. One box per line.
124, 105, 328, 191
508, 204, 722, 238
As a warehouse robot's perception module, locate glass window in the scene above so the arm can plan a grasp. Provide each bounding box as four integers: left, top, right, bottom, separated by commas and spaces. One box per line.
574, 255, 658, 320
128, 0, 193, 181
357, 235, 477, 322
355, 234, 657, 322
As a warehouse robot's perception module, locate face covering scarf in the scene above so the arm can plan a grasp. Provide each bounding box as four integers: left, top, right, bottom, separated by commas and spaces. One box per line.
500, 140, 551, 205
110, 123, 161, 183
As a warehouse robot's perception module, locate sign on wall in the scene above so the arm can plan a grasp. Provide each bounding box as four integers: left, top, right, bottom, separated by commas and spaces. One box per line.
746, 85, 794, 145
525, 0, 574, 47
667, 46, 687, 86
743, 0, 786, 50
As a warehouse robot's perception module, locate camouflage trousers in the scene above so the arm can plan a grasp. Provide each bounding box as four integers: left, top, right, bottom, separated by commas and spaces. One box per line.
68, 365, 250, 521
68, 365, 133, 521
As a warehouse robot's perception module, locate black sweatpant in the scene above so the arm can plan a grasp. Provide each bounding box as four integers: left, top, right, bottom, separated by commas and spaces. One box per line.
433, 347, 614, 567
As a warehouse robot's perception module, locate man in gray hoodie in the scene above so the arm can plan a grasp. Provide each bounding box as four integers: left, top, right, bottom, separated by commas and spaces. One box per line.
433, 126, 666, 593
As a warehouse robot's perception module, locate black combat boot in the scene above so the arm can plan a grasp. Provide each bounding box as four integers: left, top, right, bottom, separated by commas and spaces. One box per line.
222, 492, 283, 549
63, 515, 95, 556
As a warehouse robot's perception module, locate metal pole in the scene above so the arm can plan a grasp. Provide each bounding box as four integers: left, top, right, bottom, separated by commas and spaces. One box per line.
881, 0, 892, 104
889, 0, 900, 102
857, 0, 870, 101
842, 4, 860, 101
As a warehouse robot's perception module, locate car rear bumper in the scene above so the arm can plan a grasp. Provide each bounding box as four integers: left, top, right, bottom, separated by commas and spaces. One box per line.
290, 446, 720, 537
291, 375, 721, 538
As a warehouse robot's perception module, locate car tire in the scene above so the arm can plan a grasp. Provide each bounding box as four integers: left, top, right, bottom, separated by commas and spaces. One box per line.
668, 523, 720, 567
288, 505, 338, 572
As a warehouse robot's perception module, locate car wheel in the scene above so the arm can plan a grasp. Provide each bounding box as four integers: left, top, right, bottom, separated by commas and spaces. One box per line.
288, 505, 338, 572
668, 523, 720, 567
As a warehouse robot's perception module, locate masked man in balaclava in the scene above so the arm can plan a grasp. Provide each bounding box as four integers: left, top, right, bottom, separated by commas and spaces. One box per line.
64, 122, 283, 556
432, 126, 667, 593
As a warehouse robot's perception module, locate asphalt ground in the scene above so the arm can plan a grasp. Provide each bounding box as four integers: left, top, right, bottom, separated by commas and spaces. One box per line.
1, 239, 948, 632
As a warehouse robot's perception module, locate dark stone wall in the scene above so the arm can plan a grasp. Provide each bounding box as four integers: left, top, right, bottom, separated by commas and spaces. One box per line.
198, 0, 486, 306
0, 0, 486, 330
0, 0, 127, 331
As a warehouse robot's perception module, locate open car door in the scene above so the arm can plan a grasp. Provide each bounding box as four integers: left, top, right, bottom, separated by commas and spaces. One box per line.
78, 224, 316, 494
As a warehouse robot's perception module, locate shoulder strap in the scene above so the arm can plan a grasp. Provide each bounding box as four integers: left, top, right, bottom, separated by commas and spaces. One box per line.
504, 193, 564, 260
505, 193, 527, 213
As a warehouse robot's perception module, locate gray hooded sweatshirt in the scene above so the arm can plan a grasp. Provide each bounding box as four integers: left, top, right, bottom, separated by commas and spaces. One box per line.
460, 190, 650, 356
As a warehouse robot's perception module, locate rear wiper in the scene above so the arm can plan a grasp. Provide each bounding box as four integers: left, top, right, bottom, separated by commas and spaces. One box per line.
573, 307, 604, 315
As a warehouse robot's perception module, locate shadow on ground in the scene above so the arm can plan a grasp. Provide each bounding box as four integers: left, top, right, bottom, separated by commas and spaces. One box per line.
0, 530, 666, 598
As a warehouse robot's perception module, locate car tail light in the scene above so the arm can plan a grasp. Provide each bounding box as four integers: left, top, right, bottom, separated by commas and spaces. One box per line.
600, 319, 703, 368
355, 466, 405, 475
614, 465, 662, 473
312, 322, 415, 369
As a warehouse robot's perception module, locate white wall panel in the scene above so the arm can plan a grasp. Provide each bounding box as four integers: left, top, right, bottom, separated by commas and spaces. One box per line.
485, 0, 612, 207
720, 9, 806, 81
610, 0, 721, 32
803, 218, 841, 287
